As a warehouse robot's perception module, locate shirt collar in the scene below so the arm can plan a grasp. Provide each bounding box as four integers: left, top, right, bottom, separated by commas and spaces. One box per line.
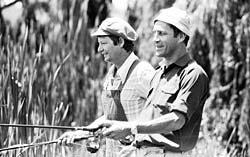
159, 53, 192, 71
117, 52, 139, 83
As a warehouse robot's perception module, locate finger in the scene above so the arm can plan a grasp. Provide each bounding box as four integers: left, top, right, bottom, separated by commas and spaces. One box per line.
87, 122, 103, 130
103, 129, 120, 139
101, 127, 107, 133
101, 120, 114, 128
69, 137, 75, 144
105, 132, 115, 139
102, 128, 113, 137
57, 138, 63, 145
66, 137, 73, 146
57, 134, 66, 142
62, 138, 68, 146
106, 132, 121, 140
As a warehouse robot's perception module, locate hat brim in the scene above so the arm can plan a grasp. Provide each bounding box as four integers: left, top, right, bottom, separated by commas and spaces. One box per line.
91, 29, 111, 37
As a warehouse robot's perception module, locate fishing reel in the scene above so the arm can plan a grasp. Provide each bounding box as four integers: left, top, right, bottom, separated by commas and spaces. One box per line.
86, 129, 102, 153
119, 135, 134, 145
86, 137, 100, 153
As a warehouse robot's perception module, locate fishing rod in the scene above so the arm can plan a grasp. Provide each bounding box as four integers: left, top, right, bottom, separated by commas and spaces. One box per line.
0, 124, 100, 132
0, 140, 58, 152
0, 124, 102, 153
0, 135, 95, 153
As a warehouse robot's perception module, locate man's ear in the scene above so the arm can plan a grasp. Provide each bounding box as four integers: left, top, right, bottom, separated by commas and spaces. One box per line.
118, 37, 125, 47
177, 32, 186, 43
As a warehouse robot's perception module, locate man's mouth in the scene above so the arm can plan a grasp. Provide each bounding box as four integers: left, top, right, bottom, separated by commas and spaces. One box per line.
102, 52, 108, 56
155, 45, 164, 50
103, 54, 109, 58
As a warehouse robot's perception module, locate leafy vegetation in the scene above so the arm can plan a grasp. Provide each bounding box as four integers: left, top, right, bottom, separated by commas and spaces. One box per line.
188, 0, 250, 156
0, 0, 249, 156
0, 0, 108, 156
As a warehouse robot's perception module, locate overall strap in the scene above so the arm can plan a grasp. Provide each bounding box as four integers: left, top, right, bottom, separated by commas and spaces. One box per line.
109, 59, 140, 121
121, 59, 140, 89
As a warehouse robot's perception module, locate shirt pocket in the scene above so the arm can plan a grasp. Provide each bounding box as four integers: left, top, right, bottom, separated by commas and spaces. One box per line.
152, 80, 180, 114
161, 82, 179, 99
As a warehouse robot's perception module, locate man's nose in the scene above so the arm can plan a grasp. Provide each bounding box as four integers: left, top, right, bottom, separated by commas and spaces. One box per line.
97, 45, 103, 53
153, 33, 160, 43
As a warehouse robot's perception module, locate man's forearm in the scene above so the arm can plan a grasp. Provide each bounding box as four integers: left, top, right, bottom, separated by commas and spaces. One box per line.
90, 115, 106, 125
136, 111, 186, 134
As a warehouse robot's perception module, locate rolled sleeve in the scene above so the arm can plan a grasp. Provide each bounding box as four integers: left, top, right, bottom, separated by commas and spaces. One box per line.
170, 67, 209, 120
136, 61, 156, 98
170, 99, 188, 115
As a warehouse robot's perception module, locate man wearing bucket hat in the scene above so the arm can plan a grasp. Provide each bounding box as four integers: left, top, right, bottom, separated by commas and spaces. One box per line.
58, 17, 155, 156
91, 7, 209, 156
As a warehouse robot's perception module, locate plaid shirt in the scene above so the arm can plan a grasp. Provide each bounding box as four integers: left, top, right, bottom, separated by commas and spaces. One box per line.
102, 52, 155, 121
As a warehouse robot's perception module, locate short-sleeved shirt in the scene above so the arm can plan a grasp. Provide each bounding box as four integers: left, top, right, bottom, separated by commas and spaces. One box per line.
103, 52, 155, 121
136, 53, 209, 152
102, 52, 155, 157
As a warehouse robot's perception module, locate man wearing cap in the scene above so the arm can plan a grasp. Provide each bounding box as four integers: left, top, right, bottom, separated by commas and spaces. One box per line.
93, 7, 209, 156
58, 17, 155, 156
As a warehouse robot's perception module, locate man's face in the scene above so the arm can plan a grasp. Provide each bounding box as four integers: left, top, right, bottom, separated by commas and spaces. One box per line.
97, 36, 121, 63
153, 21, 179, 59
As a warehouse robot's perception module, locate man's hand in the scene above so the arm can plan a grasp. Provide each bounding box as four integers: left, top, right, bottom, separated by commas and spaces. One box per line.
85, 115, 106, 131
101, 120, 132, 140
57, 130, 91, 146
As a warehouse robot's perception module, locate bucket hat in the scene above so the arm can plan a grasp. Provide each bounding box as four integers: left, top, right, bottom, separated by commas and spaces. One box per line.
154, 7, 190, 36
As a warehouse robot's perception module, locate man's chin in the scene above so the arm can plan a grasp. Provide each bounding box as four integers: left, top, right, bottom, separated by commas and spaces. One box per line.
155, 51, 163, 57
104, 57, 110, 62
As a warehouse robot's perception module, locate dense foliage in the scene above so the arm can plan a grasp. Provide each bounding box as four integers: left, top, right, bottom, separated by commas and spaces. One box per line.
188, 0, 250, 156
0, 0, 108, 156
0, 0, 249, 156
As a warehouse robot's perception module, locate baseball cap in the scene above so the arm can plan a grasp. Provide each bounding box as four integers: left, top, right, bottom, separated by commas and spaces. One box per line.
154, 7, 190, 36
91, 17, 138, 41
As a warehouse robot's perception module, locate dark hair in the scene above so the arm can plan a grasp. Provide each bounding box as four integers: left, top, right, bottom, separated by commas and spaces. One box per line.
169, 24, 189, 46
108, 35, 135, 53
